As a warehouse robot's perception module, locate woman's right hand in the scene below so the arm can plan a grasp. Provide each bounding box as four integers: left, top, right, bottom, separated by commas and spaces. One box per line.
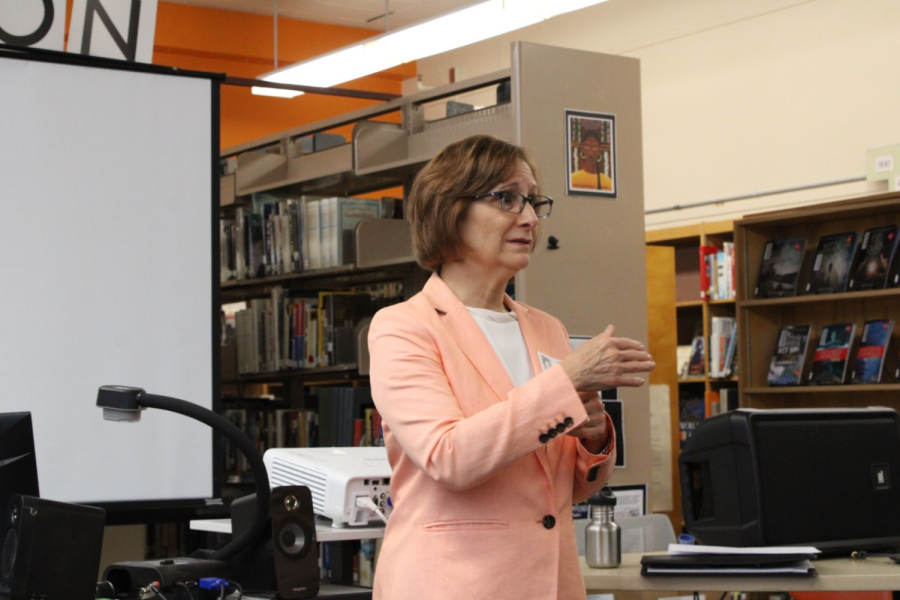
560, 324, 655, 392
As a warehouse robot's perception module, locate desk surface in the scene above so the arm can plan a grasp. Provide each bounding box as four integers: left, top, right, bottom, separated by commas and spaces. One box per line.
582, 553, 900, 592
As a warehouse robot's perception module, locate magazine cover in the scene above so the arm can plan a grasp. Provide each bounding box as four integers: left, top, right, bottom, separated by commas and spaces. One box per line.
806, 232, 858, 294
853, 319, 894, 383
767, 325, 812, 386
847, 225, 900, 291
755, 237, 806, 298
809, 322, 857, 384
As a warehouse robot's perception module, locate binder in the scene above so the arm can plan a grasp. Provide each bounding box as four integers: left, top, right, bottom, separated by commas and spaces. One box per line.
640, 553, 818, 577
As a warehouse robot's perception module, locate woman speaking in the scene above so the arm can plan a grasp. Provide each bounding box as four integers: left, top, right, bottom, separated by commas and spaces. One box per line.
368, 135, 654, 600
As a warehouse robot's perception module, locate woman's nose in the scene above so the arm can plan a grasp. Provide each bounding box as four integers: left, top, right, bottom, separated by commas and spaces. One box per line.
519, 201, 539, 226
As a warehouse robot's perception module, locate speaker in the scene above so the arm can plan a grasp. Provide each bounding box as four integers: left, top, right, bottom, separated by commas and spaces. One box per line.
0, 494, 105, 600
681, 407, 900, 553
271, 486, 319, 599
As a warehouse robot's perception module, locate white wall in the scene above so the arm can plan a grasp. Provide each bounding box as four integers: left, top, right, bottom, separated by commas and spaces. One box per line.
416, 0, 900, 229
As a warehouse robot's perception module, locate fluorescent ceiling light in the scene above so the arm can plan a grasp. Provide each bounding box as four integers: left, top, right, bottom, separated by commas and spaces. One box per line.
252, 0, 608, 98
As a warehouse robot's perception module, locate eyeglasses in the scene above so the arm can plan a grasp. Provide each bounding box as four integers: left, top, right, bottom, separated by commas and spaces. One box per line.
467, 190, 554, 218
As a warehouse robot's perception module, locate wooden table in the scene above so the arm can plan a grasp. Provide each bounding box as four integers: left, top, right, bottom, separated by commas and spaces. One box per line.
582, 553, 900, 594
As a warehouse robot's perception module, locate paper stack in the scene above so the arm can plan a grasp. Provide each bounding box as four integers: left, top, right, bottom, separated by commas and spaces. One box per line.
640, 544, 820, 577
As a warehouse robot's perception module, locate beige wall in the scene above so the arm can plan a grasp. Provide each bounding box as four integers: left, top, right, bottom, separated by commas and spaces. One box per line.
415, 0, 900, 229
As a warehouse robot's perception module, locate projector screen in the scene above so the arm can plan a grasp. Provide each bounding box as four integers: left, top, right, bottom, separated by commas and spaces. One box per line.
0, 52, 218, 508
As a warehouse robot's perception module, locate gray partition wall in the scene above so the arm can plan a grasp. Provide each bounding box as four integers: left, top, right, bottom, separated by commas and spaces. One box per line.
513, 43, 651, 489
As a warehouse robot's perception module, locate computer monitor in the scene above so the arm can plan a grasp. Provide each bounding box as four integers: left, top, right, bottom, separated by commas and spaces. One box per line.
0, 412, 39, 515
680, 407, 900, 554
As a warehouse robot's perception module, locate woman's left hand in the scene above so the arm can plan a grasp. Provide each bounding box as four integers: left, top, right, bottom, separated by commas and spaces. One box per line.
567, 391, 608, 442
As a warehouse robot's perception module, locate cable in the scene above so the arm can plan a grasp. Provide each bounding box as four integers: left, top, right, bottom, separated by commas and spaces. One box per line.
136, 392, 271, 561
230, 581, 243, 600
147, 583, 170, 600
355, 495, 389, 524
173, 582, 195, 600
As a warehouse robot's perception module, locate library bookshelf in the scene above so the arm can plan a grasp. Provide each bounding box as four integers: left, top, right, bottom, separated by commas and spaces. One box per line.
645, 220, 736, 527
735, 191, 900, 412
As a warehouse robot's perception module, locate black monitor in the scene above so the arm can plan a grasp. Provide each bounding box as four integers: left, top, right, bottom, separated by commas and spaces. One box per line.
680, 407, 900, 554
0, 412, 39, 514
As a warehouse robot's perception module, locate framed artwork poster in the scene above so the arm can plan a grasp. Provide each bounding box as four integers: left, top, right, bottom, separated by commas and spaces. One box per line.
566, 109, 617, 198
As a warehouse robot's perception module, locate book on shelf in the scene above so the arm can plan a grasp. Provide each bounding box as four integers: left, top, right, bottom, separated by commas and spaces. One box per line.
754, 237, 806, 298
766, 325, 813, 386
896, 339, 900, 382
709, 316, 736, 378
852, 319, 894, 384
233, 288, 320, 374
699, 245, 718, 300
805, 231, 858, 294
678, 395, 705, 448
315, 386, 377, 447
221, 196, 305, 282
721, 323, 738, 378
222, 407, 318, 476
704, 390, 720, 418
719, 387, 739, 412
847, 225, 900, 291
305, 197, 323, 270
893, 249, 900, 287
317, 291, 378, 367
676, 345, 693, 378
319, 197, 383, 268
809, 322, 857, 385
247, 212, 266, 279
720, 241, 735, 300
686, 334, 705, 377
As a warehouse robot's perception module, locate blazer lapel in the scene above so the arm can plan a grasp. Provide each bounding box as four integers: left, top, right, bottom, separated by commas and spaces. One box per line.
505, 296, 558, 476
422, 273, 515, 402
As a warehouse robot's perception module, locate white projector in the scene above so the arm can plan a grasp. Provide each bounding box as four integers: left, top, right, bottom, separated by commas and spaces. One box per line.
263, 446, 392, 527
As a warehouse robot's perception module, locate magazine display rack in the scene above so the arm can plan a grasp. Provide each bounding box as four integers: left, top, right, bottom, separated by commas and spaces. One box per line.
735, 191, 900, 409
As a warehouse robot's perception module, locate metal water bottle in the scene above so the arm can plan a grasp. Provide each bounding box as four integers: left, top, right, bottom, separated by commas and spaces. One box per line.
585, 485, 621, 568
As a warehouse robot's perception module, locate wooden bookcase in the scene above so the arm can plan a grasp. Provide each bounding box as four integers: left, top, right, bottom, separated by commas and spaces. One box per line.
645, 220, 736, 528
735, 191, 900, 411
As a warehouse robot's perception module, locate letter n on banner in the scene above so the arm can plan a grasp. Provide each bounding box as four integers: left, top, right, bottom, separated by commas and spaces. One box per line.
0, 0, 66, 50
68, 0, 158, 63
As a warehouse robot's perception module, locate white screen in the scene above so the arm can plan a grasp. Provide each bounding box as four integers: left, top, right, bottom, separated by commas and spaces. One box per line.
0, 55, 215, 504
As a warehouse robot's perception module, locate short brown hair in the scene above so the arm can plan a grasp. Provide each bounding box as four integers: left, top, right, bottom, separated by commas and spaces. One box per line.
408, 135, 538, 271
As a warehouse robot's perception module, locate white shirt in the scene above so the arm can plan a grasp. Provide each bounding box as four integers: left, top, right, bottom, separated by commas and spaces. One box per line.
466, 306, 534, 387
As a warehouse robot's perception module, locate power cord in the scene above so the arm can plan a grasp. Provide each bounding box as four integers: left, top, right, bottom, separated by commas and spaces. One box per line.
147, 582, 170, 600
851, 550, 900, 562
355, 495, 391, 524
173, 582, 196, 600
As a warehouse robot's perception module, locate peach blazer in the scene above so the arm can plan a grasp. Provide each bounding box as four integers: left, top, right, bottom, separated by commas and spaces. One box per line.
368, 273, 616, 600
